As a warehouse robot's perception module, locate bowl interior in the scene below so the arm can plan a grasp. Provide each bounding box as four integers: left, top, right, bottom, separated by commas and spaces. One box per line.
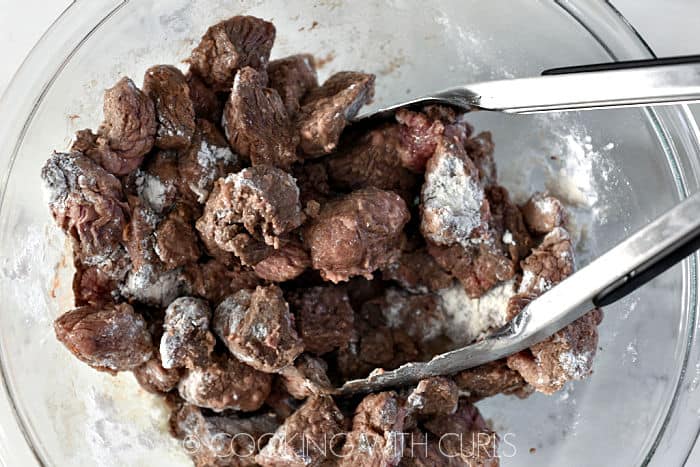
0, 0, 693, 465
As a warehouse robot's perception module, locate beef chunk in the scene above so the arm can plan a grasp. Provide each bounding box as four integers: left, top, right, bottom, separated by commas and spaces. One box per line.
184, 258, 260, 306
189, 15, 275, 92
279, 354, 332, 399
267, 54, 318, 116
336, 326, 419, 381
41, 151, 128, 263
54, 303, 153, 374
93, 77, 157, 175
486, 185, 533, 263
223, 67, 298, 169
253, 241, 311, 282
178, 119, 240, 204
196, 166, 305, 252
186, 72, 224, 122
382, 248, 453, 293
518, 227, 574, 295
72, 250, 130, 306
395, 107, 454, 173
420, 138, 486, 248
213, 285, 303, 372
454, 359, 531, 401
178, 354, 272, 412
292, 161, 332, 208
427, 240, 515, 300
171, 404, 279, 467
265, 379, 303, 419
143, 65, 196, 150
325, 123, 419, 202
363, 288, 446, 354
406, 377, 458, 417
120, 262, 188, 307
228, 232, 277, 266
160, 297, 215, 370
256, 396, 344, 467
304, 187, 409, 282
521, 192, 567, 235
132, 150, 181, 214
338, 391, 406, 466
289, 285, 354, 355
297, 71, 375, 156
420, 401, 499, 467
507, 309, 603, 395
465, 131, 497, 188
154, 203, 202, 269
133, 351, 181, 394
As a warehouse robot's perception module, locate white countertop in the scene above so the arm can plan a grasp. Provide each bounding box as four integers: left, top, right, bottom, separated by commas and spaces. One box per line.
0, 0, 698, 465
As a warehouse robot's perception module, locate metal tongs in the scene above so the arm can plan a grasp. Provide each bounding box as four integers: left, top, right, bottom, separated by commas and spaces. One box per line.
339, 55, 700, 394
353, 55, 700, 122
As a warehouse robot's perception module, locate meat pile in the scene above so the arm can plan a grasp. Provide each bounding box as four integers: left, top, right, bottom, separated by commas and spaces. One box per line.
42, 14, 602, 467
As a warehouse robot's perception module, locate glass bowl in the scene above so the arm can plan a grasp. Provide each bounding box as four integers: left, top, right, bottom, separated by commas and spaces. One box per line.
1, 0, 700, 465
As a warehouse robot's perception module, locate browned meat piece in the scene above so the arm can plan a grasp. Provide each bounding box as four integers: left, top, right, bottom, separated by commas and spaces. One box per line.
345, 276, 386, 310
420, 137, 486, 248
196, 166, 305, 252
54, 303, 153, 374
267, 54, 318, 116
94, 77, 157, 175
178, 354, 272, 412
186, 72, 224, 122
189, 15, 275, 92
454, 359, 531, 401
143, 65, 196, 150
253, 242, 311, 282
521, 192, 568, 235
184, 258, 260, 306
133, 351, 181, 394
265, 379, 303, 419
406, 377, 458, 417
507, 309, 603, 395
213, 285, 303, 372
465, 131, 497, 187
223, 67, 298, 169
292, 161, 332, 208
228, 232, 277, 266
41, 152, 128, 264
135, 150, 181, 214
325, 123, 419, 202
399, 430, 448, 467
304, 187, 409, 282
486, 185, 533, 263
279, 354, 332, 399
120, 262, 188, 307
427, 242, 515, 299
154, 203, 202, 269
160, 297, 215, 370
297, 71, 375, 156
289, 285, 354, 355
336, 326, 420, 381
124, 198, 160, 273
171, 404, 279, 467
71, 249, 130, 306
518, 227, 574, 295
362, 288, 446, 354
382, 248, 453, 293
395, 107, 453, 173
178, 119, 240, 204
420, 401, 499, 467
338, 392, 407, 466
256, 396, 344, 467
